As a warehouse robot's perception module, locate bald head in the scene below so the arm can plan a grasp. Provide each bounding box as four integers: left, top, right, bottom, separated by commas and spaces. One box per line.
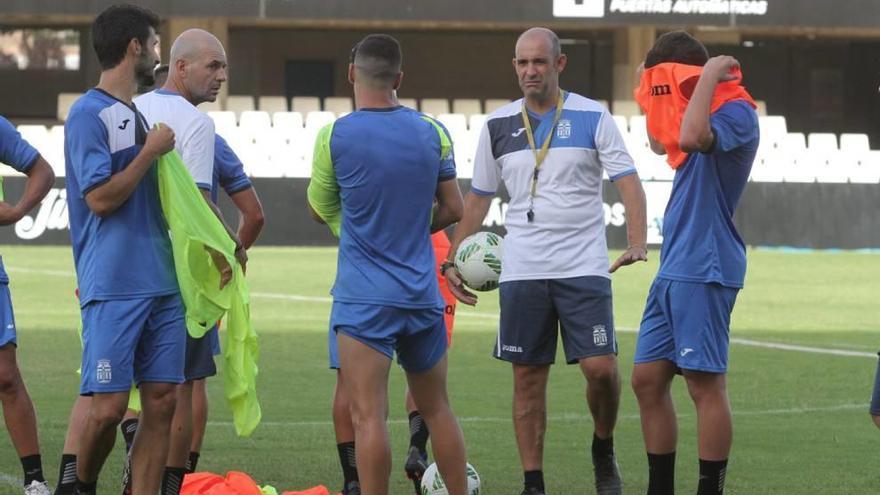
516, 27, 561, 59
169, 28, 225, 65
165, 28, 228, 105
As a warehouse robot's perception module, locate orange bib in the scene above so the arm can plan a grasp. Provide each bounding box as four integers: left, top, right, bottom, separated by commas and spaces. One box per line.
634, 62, 756, 169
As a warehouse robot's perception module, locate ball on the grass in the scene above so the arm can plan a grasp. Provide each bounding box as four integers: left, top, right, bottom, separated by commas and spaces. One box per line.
453, 231, 502, 292
420, 462, 481, 495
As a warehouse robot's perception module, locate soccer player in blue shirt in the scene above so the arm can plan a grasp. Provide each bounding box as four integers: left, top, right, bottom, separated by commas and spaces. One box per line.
307, 34, 469, 495
631, 32, 759, 495
0, 118, 55, 495
63, 5, 181, 494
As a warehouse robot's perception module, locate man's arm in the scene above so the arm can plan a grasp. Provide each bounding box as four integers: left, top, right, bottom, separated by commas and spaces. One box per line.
680, 55, 741, 153
0, 157, 54, 225
609, 174, 648, 273
443, 191, 494, 305
431, 178, 463, 233
306, 124, 340, 235
86, 125, 174, 217
227, 188, 265, 249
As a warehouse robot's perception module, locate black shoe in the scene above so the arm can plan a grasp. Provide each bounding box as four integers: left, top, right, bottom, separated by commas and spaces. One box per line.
593, 451, 623, 495
404, 446, 428, 494
342, 480, 360, 495
520, 487, 545, 495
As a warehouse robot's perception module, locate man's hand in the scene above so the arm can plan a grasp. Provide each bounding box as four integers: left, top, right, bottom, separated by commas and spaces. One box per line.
702, 55, 740, 83
144, 124, 176, 158
234, 245, 248, 274
609, 245, 648, 273
0, 202, 23, 226
444, 265, 478, 306
205, 245, 233, 289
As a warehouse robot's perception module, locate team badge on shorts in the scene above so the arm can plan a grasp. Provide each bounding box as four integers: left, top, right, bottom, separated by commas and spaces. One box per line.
592, 325, 608, 347
96, 359, 112, 384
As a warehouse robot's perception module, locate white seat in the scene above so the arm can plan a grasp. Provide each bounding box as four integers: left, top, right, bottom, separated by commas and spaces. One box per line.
198, 99, 222, 113
272, 111, 304, 130
324, 97, 353, 115
47, 125, 66, 176
238, 111, 273, 144
398, 97, 417, 109
226, 95, 255, 115
807, 133, 838, 153
304, 111, 336, 131
758, 116, 788, 154
452, 98, 481, 116
611, 115, 628, 136
258, 96, 288, 113
57, 93, 82, 121
207, 111, 237, 135
468, 114, 487, 132
840, 133, 870, 153
847, 151, 880, 183
436, 114, 468, 137
420, 98, 450, 116
291, 97, 321, 114
484, 99, 511, 114
612, 100, 641, 119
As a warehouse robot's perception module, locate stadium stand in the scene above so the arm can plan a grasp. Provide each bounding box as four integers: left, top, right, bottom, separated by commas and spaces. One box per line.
258, 96, 289, 113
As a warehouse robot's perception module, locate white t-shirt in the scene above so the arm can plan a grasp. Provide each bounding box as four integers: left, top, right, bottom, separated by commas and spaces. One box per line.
471, 92, 637, 282
134, 89, 215, 190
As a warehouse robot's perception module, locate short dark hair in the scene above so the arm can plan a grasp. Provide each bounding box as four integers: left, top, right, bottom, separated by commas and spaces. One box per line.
92, 4, 160, 70
645, 30, 709, 68
352, 34, 402, 85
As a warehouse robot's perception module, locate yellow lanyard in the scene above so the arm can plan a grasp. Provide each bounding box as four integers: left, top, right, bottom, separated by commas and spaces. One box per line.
520, 90, 565, 222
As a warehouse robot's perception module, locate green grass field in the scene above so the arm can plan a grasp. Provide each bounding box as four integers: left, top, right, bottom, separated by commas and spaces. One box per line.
0, 246, 877, 494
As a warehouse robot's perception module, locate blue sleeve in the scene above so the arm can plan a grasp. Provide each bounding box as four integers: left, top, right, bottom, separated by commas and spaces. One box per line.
0, 117, 39, 173
215, 135, 252, 196
709, 100, 759, 154
66, 110, 112, 196
435, 121, 457, 182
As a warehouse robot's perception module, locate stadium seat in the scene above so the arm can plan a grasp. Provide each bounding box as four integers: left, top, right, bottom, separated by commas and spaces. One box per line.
291, 96, 321, 114
226, 95, 255, 115
398, 97, 417, 109
484, 99, 511, 114
612, 100, 641, 119
324, 96, 353, 115
807, 133, 838, 153
47, 125, 66, 176
199, 99, 221, 113
627, 115, 650, 156
847, 151, 880, 183
611, 115, 628, 136
420, 98, 450, 116
16, 125, 49, 150
437, 114, 468, 137
468, 114, 487, 132
258, 95, 288, 113
758, 115, 788, 152
272, 111, 304, 130
840, 133, 871, 153
304, 111, 336, 131
57, 93, 82, 122
754, 100, 767, 116
238, 111, 273, 144
452, 98, 482, 116
208, 111, 237, 136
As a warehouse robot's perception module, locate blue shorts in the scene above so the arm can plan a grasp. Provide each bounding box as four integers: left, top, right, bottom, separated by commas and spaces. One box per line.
495, 276, 616, 365
185, 326, 218, 381
871, 352, 880, 416
329, 302, 447, 373
0, 284, 16, 348
634, 278, 739, 373
80, 294, 186, 394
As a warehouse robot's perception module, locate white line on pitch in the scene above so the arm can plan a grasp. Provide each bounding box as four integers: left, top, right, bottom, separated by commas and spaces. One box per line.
0, 472, 21, 490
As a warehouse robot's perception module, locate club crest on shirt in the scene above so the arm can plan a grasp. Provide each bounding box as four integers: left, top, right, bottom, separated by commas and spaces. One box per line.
556, 119, 572, 139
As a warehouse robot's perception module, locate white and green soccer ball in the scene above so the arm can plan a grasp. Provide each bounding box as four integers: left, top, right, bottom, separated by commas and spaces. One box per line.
454, 231, 503, 292
420, 462, 481, 495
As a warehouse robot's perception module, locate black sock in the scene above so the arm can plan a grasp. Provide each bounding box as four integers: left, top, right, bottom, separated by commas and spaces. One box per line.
524, 470, 544, 491
591, 433, 614, 458
408, 411, 429, 453
74, 479, 97, 495
185, 451, 201, 474
697, 459, 728, 495
647, 452, 676, 495
21, 454, 45, 485
162, 467, 186, 495
337, 442, 358, 486
120, 418, 139, 452
54, 454, 77, 495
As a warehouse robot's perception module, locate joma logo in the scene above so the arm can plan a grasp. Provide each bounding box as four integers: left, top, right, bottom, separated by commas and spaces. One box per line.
651, 84, 672, 96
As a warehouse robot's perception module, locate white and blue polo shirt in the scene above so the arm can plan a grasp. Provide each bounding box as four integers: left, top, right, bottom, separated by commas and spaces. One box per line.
471, 91, 637, 282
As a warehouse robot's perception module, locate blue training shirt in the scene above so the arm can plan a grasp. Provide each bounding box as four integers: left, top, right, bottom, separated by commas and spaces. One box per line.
0, 116, 40, 284
657, 100, 759, 288
211, 134, 252, 204
64, 89, 178, 306
312, 106, 456, 309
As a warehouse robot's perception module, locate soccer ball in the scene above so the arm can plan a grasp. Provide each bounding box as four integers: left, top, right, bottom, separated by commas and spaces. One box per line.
454, 232, 502, 292
420, 462, 481, 495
